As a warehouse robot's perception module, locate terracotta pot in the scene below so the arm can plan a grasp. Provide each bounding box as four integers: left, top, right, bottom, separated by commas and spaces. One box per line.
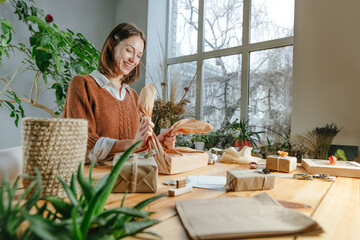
234, 139, 252, 150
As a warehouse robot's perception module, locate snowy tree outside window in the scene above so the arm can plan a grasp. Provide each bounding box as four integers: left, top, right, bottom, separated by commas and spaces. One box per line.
167, 0, 294, 141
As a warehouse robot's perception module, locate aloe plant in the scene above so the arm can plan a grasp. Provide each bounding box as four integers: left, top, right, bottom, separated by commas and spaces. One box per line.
0, 169, 44, 239
0, 141, 165, 239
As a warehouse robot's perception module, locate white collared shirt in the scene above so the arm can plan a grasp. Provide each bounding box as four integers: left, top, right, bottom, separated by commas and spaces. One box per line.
90, 70, 131, 101
88, 70, 130, 162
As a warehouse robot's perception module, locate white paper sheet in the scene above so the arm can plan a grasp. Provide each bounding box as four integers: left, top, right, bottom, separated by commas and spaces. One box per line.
187, 175, 226, 190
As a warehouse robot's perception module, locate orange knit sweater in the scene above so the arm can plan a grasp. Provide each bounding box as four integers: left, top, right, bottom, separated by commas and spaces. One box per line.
62, 75, 140, 151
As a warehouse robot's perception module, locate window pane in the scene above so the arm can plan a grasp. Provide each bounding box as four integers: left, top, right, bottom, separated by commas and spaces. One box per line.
168, 62, 197, 119
203, 55, 241, 130
250, 0, 294, 43
170, 0, 198, 57
248, 46, 293, 141
204, 0, 243, 52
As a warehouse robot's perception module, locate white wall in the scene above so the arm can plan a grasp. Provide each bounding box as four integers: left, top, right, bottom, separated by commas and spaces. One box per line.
145, 0, 168, 98
0, 0, 116, 149
292, 0, 360, 148
115, 0, 148, 93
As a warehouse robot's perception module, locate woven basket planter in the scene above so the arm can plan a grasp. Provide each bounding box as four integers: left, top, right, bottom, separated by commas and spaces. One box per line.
22, 117, 88, 198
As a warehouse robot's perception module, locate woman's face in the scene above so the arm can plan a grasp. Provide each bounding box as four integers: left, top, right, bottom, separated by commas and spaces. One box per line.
114, 35, 144, 77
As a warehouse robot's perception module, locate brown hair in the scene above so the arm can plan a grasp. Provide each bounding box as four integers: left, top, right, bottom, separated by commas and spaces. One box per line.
98, 22, 146, 85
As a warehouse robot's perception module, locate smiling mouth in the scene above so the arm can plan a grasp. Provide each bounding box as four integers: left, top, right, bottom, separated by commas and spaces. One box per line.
123, 62, 134, 70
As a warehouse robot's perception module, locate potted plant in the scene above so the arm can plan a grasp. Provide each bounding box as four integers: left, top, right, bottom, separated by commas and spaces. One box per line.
291, 123, 342, 159
175, 133, 192, 148
216, 119, 263, 150
204, 131, 220, 150
191, 133, 206, 150
0, 141, 165, 239
0, 0, 99, 126
232, 119, 263, 150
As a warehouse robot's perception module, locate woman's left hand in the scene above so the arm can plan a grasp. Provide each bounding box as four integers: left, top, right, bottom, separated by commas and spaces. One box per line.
157, 126, 177, 149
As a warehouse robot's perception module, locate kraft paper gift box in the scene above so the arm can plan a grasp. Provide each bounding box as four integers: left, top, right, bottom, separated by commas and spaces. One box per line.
266, 155, 297, 173
164, 149, 209, 175
112, 154, 157, 193
302, 159, 360, 178
136, 83, 213, 175
227, 170, 275, 191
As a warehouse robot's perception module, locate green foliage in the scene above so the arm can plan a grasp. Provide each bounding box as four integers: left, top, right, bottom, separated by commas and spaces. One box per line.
0, 0, 100, 124
0, 169, 43, 239
4, 91, 25, 127
203, 131, 220, 150
258, 136, 292, 158
175, 134, 192, 147
334, 149, 347, 161
0, 141, 165, 239
191, 133, 206, 143
215, 119, 263, 149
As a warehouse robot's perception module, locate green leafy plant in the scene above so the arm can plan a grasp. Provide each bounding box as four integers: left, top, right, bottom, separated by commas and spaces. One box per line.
258, 136, 292, 158
334, 149, 347, 161
175, 133, 192, 147
191, 133, 206, 143
0, 0, 100, 126
0, 142, 165, 239
216, 119, 263, 149
0, 169, 44, 239
203, 131, 220, 150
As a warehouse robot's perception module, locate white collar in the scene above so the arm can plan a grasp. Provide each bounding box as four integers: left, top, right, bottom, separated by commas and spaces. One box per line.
90, 70, 131, 101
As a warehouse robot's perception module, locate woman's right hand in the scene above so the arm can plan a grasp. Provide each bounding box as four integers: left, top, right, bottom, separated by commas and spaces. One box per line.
132, 117, 154, 148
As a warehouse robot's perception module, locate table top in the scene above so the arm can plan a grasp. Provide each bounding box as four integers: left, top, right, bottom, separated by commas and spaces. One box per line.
87, 162, 360, 240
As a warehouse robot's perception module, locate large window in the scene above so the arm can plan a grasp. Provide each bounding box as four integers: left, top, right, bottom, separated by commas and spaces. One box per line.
166, 0, 294, 140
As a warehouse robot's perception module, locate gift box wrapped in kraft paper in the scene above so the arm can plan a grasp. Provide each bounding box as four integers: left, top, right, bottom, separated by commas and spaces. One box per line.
136, 84, 213, 175
227, 170, 275, 191
112, 153, 157, 193
266, 155, 297, 173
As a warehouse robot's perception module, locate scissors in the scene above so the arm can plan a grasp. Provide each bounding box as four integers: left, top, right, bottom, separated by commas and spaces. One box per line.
293, 173, 336, 181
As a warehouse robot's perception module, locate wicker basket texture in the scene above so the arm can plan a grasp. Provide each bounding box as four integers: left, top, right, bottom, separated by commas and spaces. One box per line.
22, 118, 88, 198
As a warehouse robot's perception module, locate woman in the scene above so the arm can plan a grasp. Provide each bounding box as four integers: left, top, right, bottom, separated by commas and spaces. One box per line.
62, 22, 175, 162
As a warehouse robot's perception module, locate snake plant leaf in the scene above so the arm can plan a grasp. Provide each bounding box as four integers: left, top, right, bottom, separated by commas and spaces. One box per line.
23, 168, 42, 210
80, 141, 140, 238
23, 211, 71, 240
98, 207, 148, 219
120, 191, 128, 207
70, 173, 77, 197
57, 176, 79, 207
71, 206, 83, 240
6, 175, 19, 208
77, 162, 95, 204
0, 176, 7, 216
88, 158, 96, 184
143, 231, 163, 239
94, 173, 109, 193
134, 194, 166, 210
121, 219, 160, 238
45, 196, 72, 219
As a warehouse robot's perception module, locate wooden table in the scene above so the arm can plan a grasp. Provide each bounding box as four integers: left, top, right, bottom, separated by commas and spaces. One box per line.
90, 162, 360, 240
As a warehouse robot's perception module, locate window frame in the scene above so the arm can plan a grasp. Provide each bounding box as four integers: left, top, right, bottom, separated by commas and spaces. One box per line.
165, 0, 294, 122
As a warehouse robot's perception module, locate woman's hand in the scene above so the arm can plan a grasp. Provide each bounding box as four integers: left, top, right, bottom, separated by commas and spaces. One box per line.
157, 126, 177, 149
133, 117, 154, 148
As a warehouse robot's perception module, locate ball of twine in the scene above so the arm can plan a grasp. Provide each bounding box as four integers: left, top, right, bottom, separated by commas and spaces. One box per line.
22, 117, 88, 198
